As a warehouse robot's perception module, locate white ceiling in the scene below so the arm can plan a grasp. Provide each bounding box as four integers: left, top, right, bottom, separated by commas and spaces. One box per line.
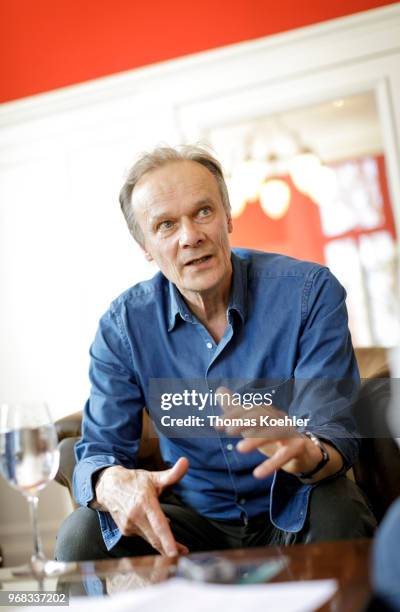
206, 91, 382, 173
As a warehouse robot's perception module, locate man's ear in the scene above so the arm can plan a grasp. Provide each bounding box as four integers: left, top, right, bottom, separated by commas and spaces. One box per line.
227, 214, 233, 234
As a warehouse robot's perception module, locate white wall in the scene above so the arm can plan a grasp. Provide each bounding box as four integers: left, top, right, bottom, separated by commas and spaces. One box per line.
0, 99, 177, 418
0, 94, 177, 565
1, 4, 400, 565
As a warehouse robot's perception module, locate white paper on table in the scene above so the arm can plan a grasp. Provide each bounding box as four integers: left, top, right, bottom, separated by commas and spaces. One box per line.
26, 578, 338, 612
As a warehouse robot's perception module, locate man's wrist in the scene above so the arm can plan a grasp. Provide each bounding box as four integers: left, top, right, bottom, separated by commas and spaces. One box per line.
297, 432, 330, 481
92, 465, 121, 509
295, 435, 347, 484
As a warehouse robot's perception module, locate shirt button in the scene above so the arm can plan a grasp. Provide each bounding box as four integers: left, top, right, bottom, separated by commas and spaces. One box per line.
206, 342, 213, 349
226, 443, 234, 451
239, 498, 246, 505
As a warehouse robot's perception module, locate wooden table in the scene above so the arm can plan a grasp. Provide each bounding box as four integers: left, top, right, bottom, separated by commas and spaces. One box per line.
0, 539, 372, 611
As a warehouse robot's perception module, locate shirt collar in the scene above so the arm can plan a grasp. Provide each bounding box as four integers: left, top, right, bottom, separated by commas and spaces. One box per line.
167, 251, 248, 332
167, 282, 193, 331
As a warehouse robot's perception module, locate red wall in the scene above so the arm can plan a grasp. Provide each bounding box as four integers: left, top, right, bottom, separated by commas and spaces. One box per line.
0, 0, 398, 103
231, 175, 326, 263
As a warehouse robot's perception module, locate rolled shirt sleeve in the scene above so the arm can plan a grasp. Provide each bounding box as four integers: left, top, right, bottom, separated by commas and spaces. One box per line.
270, 266, 360, 532
73, 303, 145, 547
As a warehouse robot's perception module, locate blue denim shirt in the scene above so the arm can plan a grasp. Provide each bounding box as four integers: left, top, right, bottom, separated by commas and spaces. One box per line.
74, 249, 360, 550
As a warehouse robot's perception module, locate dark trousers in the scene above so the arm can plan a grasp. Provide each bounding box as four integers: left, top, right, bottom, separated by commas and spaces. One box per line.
55, 476, 376, 562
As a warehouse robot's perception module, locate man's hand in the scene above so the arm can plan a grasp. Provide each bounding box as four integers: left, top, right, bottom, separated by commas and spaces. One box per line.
216, 387, 343, 481
93, 457, 190, 557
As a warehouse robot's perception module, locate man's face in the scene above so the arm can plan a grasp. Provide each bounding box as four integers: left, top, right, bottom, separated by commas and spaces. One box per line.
131, 160, 233, 295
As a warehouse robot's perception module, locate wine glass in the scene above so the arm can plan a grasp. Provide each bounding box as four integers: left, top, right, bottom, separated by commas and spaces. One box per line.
0, 402, 74, 577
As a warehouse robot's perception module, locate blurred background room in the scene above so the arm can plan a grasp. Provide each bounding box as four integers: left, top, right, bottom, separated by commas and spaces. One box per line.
1, 0, 400, 567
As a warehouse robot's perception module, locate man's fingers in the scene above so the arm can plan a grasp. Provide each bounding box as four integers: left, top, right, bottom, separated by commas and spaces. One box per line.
176, 542, 189, 555
218, 418, 292, 440
134, 517, 166, 555
146, 500, 179, 557
237, 437, 275, 453
252, 442, 300, 479
237, 433, 303, 455
153, 457, 189, 492
214, 391, 296, 440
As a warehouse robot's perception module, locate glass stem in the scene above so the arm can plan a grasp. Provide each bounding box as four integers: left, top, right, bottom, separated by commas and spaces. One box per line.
27, 495, 45, 563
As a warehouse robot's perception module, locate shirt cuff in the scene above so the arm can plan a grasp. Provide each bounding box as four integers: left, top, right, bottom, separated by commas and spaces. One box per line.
97, 510, 123, 550
73, 456, 125, 551
72, 455, 124, 506
307, 427, 359, 471
270, 470, 312, 533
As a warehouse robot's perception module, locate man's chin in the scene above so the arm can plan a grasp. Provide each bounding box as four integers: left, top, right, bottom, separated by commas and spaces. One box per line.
181, 282, 217, 294
180, 273, 220, 294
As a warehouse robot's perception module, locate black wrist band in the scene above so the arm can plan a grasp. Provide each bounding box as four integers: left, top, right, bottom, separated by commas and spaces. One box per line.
298, 432, 330, 480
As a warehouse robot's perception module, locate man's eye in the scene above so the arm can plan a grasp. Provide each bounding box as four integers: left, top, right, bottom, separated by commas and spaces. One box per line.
159, 220, 174, 231
198, 207, 211, 217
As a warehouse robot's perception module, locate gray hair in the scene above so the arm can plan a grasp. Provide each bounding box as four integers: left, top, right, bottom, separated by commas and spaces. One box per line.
119, 145, 231, 245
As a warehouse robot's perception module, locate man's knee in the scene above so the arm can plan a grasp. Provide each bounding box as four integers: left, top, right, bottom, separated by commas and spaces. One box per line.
305, 476, 377, 542
55, 507, 107, 561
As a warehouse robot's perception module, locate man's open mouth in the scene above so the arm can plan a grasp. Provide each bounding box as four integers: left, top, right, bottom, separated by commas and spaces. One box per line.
185, 255, 212, 266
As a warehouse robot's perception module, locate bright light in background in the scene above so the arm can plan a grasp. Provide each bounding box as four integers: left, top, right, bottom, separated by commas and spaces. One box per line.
307, 165, 339, 207
319, 158, 384, 236
359, 232, 399, 345
259, 179, 291, 219
226, 177, 248, 218
289, 151, 321, 195
233, 159, 268, 202
325, 237, 372, 346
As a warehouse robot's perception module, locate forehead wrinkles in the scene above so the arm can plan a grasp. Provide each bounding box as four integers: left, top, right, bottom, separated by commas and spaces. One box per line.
132, 171, 218, 220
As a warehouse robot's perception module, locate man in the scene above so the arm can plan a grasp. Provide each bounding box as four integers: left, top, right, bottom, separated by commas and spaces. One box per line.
56, 145, 375, 561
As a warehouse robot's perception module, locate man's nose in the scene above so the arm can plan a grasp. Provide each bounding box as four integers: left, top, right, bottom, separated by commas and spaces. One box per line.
178, 219, 204, 248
